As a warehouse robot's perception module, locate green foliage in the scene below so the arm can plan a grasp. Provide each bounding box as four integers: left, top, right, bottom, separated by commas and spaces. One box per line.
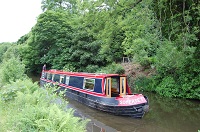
0, 80, 88, 132
97, 63, 125, 74
92, 11, 125, 63
67, 29, 106, 72
20, 9, 107, 73
0, 51, 88, 131
155, 40, 186, 75
0, 79, 37, 102
0, 57, 26, 84
8, 90, 88, 132
85, 65, 100, 73
150, 0, 200, 99
134, 76, 154, 92
16, 0, 200, 99
120, 0, 161, 66
0, 43, 13, 63
41, 0, 77, 12
20, 10, 74, 73
2, 45, 20, 61
155, 76, 179, 97
17, 33, 29, 45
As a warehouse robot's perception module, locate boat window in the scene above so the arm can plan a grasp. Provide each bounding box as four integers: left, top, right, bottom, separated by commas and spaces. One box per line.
111, 77, 119, 93
65, 76, 70, 85
60, 75, 65, 83
120, 77, 126, 96
83, 78, 95, 90
44, 73, 47, 79
41, 72, 46, 79
93, 79, 102, 93
84, 78, 95, 91
106, 78, 111, 97
69, 76, 84, 88
47, 73, 52, 80
53, 74, 60, 82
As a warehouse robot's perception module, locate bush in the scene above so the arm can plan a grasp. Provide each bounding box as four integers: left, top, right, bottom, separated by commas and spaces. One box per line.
0, 79, 88, 132
0, 57, 26, 84
97, 63, 125, 74
134, 76, 154, 92
85, 65, 99, 73
2, 45, 20, 61
155, 76, 179, 97
0, 79, 38, 102
0, 43, 12, 63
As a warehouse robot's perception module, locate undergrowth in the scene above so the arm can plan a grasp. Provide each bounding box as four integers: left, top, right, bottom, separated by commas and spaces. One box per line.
97, 63, 125, 74
0, 79, 88, 132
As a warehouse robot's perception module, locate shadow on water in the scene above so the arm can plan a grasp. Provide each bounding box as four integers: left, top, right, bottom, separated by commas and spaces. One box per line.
27, 73, 41, 83
30, 74, 200, 132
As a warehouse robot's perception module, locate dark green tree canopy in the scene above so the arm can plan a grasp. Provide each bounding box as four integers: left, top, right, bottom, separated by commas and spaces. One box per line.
16, 0, 200, 99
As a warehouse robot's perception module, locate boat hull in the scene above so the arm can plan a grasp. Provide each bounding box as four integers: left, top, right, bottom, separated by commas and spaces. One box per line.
40, 80, 149, 118
66, 89, 148, 118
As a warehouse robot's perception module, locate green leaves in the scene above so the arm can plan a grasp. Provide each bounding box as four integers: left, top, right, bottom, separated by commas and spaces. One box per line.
0, 79, 88, 131
148, 0, 200, 99
14, 0, 200, 99
0, 57, 26, 84
120, 1, 160, 66
41, 0, 76, 12
0, 79, 38, 102
20, 10, 74, 72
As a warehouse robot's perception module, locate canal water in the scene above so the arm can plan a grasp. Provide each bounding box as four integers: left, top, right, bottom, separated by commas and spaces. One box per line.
66, 92, 200, 132
32, 76, 200, 132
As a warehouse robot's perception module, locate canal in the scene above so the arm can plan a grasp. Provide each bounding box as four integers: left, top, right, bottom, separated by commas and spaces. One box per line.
32, 75, 200, 132
67, 92, 200, 132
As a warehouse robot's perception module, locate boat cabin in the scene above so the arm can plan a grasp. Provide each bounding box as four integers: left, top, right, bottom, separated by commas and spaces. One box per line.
41, 70, 132, 98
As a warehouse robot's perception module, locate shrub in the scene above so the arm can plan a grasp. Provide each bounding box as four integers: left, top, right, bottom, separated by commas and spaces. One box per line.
97, 63, 125, 74
134, 76, 154, 92
0, 79, 88, 132
0, 57, 26, 84
9, 90, 88, 132
2, 45, 20, 61
0, 43, 12, 63
85, 65, 99, 73
155, 76, 179, 97
0, 79, 38, 102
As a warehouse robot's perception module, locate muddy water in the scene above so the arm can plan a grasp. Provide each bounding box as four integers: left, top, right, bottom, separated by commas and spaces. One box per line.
66, 92, 200, 132
32, 76, 200, 132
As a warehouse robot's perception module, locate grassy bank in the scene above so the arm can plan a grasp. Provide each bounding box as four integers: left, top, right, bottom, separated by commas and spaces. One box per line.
0, 79, 88, 132
0, 44, 88, 131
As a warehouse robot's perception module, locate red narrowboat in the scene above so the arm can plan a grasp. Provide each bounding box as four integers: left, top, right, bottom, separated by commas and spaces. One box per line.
40, 69, 149, 118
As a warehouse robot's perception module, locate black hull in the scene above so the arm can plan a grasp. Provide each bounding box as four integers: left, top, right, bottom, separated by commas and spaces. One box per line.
61, 87, 148, 118
40, 80, 149, 118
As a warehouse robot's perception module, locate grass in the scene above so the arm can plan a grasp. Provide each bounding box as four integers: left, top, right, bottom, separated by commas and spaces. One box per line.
0, 107, 7, 132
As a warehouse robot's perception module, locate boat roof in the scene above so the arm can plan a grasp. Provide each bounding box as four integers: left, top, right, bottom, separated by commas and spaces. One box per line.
44, 69, 126, 78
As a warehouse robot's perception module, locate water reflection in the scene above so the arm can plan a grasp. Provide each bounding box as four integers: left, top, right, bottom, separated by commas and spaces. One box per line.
67, 92, 200, 132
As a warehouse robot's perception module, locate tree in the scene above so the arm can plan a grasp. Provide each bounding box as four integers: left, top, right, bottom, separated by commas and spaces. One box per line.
0, 42, 13, 63
150, 0, 200, 99
21, 10, 73, 73
41, 0, 77, 12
